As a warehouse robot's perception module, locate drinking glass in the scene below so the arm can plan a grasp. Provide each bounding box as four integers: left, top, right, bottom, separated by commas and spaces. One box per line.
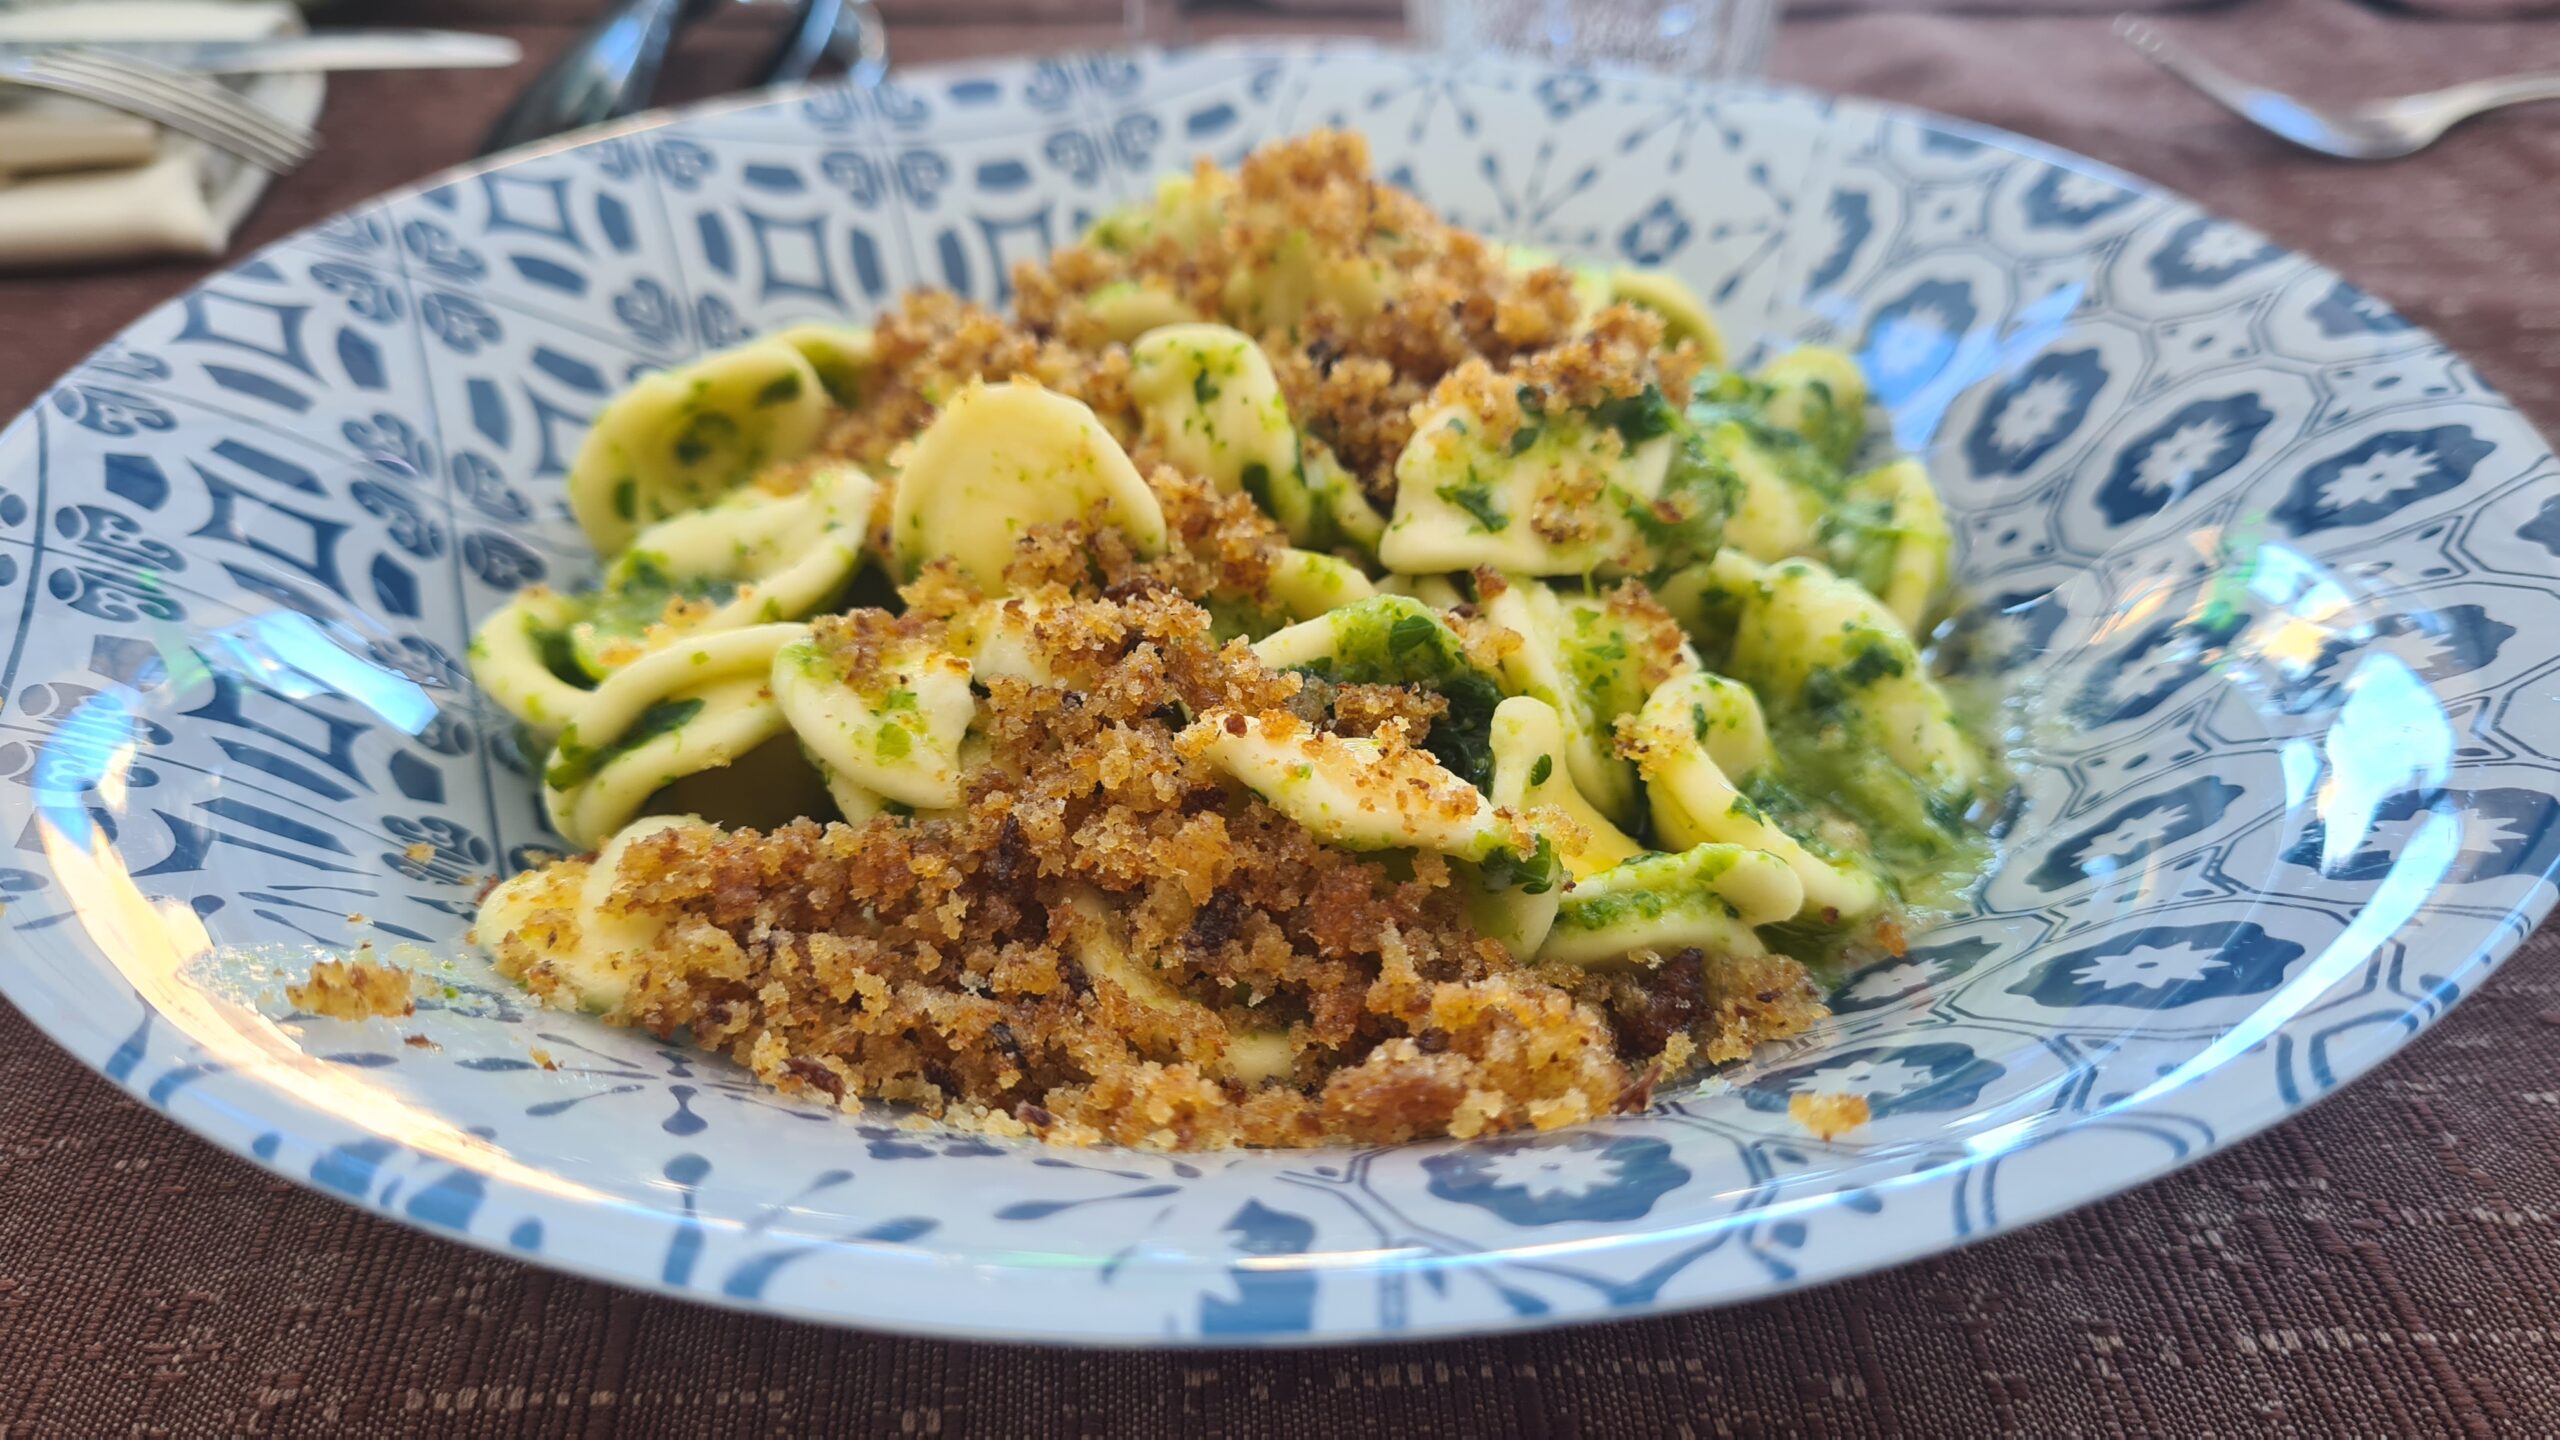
1407, 0, 1782, 79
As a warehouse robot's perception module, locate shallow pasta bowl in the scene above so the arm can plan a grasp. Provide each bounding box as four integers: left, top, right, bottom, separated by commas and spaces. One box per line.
3, 42, 2554, 1345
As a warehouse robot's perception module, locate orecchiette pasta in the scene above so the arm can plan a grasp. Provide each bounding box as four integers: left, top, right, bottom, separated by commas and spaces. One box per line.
540, 623, 813, 849
467, 133, 2002, 1151
771, 627, 975, 811
1539, 844, 1802, 969
887, 379, 1168, 590
1624, 671, 1888, 924
566, 338, 831, 555
469, 463, 874, 736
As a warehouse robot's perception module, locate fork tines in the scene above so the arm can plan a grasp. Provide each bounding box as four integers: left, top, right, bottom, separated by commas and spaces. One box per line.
22, 47, 316, 172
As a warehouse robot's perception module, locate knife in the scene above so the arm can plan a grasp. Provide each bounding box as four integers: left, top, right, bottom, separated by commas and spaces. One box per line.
0, 31, 522, 76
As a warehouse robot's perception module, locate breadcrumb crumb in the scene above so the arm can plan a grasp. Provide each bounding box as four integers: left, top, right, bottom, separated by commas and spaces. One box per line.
1790, 1091, 1871, 1141
286, 953, 416, 1021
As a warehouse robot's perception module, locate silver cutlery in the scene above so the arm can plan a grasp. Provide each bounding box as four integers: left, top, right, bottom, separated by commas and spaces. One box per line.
2118, 15, 2560, 161
0, 31, 521, 77
0, 47, 314, 172
477, 0, 882, 158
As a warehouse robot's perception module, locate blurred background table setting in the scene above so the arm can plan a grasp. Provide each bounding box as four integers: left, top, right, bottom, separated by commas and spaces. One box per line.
3, 0, 2559, 1432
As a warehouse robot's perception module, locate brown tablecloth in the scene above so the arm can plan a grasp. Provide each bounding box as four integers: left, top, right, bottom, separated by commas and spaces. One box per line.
6, 0, 2560, 1432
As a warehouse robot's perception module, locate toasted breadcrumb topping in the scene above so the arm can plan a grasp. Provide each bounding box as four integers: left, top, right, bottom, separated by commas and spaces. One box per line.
489, 581, 1824, 1148
287, 952, 417, 1021
478, 131, 1838, 1149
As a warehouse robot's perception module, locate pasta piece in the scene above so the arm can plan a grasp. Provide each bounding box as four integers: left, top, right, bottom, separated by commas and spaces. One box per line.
468, 588, 594, 736
469, 464, 873, 735
1488, 696, 1640, 880
566, 338, 830, 554
946, 593, 1059, 686
476, 814, 714, 1013
1127, 323, 1390, 554
1184, 711, 1562, 958
1374, 572, 1470, 611
1379, 395, 1688, 577
1624, 671, 1888, 924
1709, 410, 1829, 563
1296, 435, 1389, 554
888, 380, 1167, 591
540, 624, 811, 849
1820, 458, 1953, 637
1482, 579, 1640, 827
771, 625, 975, 810
1538, 844, 1802, 968
771, 323, 875, 406
1253, 595, 1502, 788
1558, 588, 1702, 739
565, 462, 875, 678
1228, 223, 1389, 336
1758, 346, 1869, 469
1501, 243, 1612, 329
1059, 887, 1294, 1085
1079, 280, 1200, 343
1087, 170, 1226, 254
1129, 323, 1300, 500
1722, 554, 1983, 809
813, 758, 889, 826
1095, 160, 1392, 332
1263, 548, 1377, 622
1607, 268, 1725, 363
1186, 712, 1519, 860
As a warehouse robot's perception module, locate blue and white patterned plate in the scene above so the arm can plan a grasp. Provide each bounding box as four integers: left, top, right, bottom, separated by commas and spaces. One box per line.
4, 43, 2554, 1345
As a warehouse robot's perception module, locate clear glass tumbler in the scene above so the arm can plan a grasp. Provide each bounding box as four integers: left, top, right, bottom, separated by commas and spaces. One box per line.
1407, 0, 1782, 80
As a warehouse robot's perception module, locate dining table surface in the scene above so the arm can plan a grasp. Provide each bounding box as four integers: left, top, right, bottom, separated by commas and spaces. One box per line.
4, 0, 2560, 1433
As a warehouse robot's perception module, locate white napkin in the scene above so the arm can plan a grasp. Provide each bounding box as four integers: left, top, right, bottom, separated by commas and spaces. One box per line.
0, 1, 322, 269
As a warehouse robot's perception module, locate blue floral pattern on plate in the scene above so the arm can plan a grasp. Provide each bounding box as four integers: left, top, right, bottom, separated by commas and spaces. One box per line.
0, 43, 2555, 1345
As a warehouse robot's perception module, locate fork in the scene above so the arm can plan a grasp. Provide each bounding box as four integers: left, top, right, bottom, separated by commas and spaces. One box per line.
2117, 16, 2560, 162
0, 46, 316, 172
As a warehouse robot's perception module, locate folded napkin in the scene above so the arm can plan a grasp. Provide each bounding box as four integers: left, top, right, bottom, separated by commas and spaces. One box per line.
0, 1, 321, 269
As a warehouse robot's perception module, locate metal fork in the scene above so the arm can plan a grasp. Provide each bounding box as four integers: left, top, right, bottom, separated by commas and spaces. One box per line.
0, 46, 316, 172
2118, 16, 2560, 161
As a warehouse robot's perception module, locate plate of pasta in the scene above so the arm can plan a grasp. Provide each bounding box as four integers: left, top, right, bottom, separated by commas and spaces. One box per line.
3, 43, 2553, 1344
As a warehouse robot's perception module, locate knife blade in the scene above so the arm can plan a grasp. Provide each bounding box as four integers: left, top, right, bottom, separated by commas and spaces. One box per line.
0, 31, 522, 76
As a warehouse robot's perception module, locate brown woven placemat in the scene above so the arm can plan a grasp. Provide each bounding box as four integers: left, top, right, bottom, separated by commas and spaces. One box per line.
5, 0, 2560, 1432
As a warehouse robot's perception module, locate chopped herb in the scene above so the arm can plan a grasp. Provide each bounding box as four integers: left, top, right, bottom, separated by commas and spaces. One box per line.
878, 687, 918, 712
533, 624, 588, 688
1506, 421, 1544, 457
1437, 477, 1510, 533
612, 478, 638, 522
1192, 367, 1221, 406
1691, 703, 1712, 742
754, 372, 804, 407
875, 722, 913, 761
1386, 612, 1443, 658
544, 696, 704, 791
670, 411, 739, 467
1240, 460, 1274, 511
1587, 384, 1677, 446
1839, 639, 1907, 687
1475, 833, 1560, 895
1528, 754, 1554, 787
